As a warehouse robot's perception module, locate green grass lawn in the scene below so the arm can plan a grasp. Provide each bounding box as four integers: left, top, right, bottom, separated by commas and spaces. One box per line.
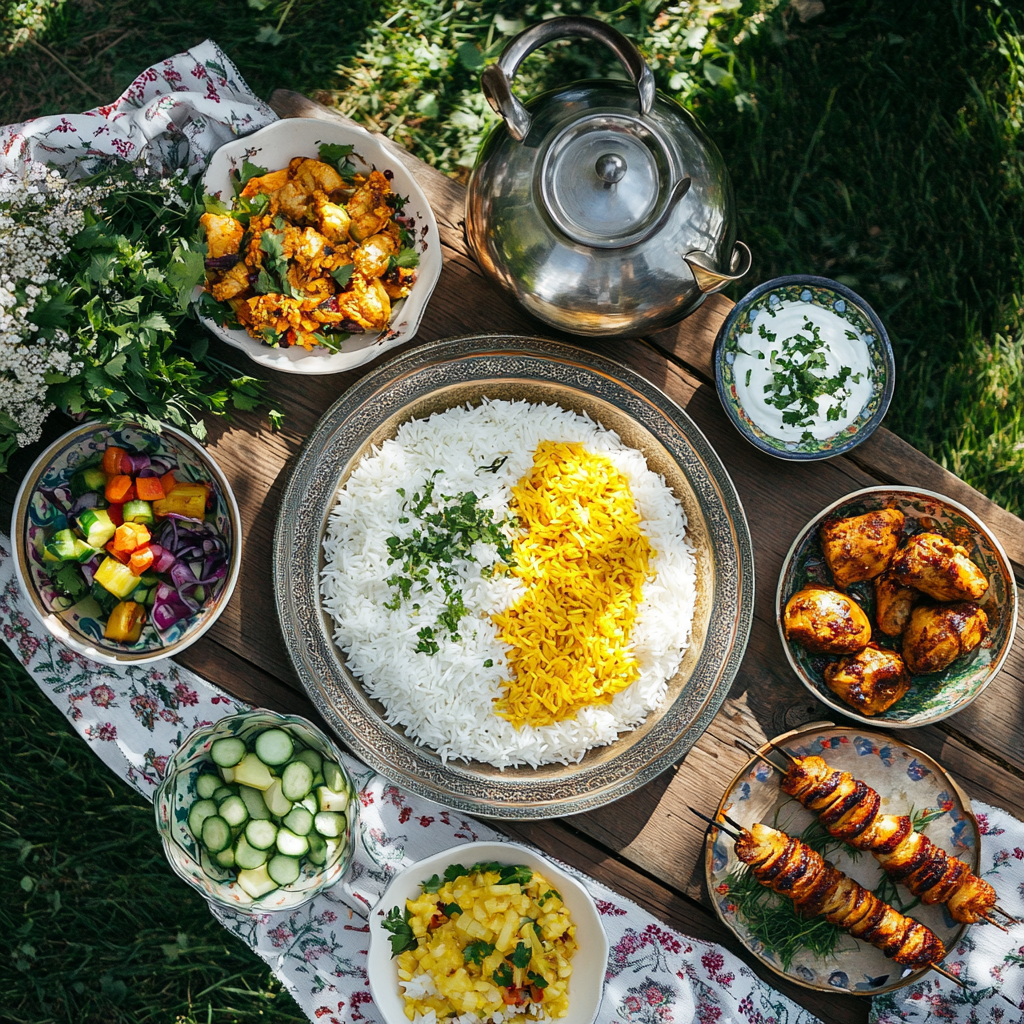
2, 1, 1023, 1021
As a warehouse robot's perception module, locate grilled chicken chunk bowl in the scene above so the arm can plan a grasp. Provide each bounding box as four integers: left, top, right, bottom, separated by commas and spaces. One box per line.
777, 486, 1016, 727
198, 118, 441, 374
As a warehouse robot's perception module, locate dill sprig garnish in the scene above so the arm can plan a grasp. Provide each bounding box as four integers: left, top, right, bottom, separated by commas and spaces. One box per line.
384, 469, 514, 654
721, 804, 943, 969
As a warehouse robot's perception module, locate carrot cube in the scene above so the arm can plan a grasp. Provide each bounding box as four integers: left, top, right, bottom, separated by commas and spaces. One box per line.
136, 476, 165, 501
102, 446, 128, 476
105, 475, 134, 504
129, 546, 155, 576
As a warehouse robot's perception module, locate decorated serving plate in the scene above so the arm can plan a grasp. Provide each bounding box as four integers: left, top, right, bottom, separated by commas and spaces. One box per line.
199, 117, 441, 375
714, 275, 894, 461
705, 723, 979, 996
273, 334, 754, 818
776, 486, 1017, 727
12, 421, 241, 665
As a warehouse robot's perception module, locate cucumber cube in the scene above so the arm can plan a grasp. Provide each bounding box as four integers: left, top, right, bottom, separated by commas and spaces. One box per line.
236, 864, 277, 899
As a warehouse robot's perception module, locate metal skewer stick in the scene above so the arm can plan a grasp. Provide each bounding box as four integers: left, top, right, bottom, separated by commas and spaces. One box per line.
688, 806, 742, 841
763, 739, 800, 765
982, 913, 1010, 933
734, 737, 786, 774
993, 905, 1021, 924
928, 963, 967, 990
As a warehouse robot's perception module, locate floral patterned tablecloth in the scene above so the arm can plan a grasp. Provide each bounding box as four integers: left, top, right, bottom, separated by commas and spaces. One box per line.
1, 40, 1023, 1024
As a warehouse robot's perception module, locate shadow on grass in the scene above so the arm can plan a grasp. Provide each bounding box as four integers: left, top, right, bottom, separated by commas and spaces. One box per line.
0, 642, 305, 1024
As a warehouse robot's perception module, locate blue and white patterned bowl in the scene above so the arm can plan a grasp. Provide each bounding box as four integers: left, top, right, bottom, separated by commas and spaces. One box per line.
713, 275, 895, 461
11, 420, 241, 665
154, 709, 357, 914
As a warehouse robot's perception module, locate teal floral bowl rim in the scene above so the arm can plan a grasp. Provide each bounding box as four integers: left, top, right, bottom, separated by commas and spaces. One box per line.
11, 420, 242, 666
775, 486, 1018, 728
153, 709, 358, 914
713, 275, 895, 462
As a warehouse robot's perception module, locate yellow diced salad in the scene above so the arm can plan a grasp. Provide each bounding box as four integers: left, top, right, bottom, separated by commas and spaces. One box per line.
384, 863, 576, 1022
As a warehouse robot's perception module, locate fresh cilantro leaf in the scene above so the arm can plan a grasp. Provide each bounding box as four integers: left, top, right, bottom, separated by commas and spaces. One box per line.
268, 408, 285, 431
527, 971, 548, 989
470, 861, 503, 875
319, 142, 355, 173
443, 864, 467, 884
443, 902, 462, 917
393, 246, 420, 269
47, 562, 87, 600
483, 659, 493, 668
510, 942, 532, 969
235, 158, 268, 191
331, 264, 354, 289
256, 268, 279, 295
260, 229, 285, 263
499, 865, 532, 886
202, 193, 231, 215
538, 889, 561, 904
421, 873, 443, 894
464, 941, 494, 966
382, 906, 416, 957
492, 962, 514, 988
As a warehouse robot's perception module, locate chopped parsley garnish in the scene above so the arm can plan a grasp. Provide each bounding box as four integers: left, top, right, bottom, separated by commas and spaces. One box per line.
464, 941, 495, 965
492, 962, 514, 988
384, 471, 514, 654
510, 942, 532, 969
388, 246, 420, 272
538, 888, 561, 904
483, 659, 493, 668
382, 906, 416, 957
330, 264, 354, 290
528, 971, 548, 989
755, 317, 863, 428
421, 873, 443, 893
443, 902, 462, 917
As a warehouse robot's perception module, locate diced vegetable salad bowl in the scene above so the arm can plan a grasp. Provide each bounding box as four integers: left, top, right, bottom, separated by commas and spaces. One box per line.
12, 421, 241, 665
155, 710, 358, 913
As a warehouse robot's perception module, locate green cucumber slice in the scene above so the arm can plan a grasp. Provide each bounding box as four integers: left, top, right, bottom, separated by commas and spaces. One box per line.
238, 785, 272, 821
275, 827, 309, 858
219, 795, 248, 828
234, 834, 269, 870
244, 819, 278, 851
282, 806, 314, 836
201, 814, 232, 854
254, 729, 293, 766
188, 799, 219, 840
291, 748, 323, 775
210, 737, 246, 768
267, 854, 301, 886
281, 761, 314, 802
214, 846, 236, 868
313, 811, 347, 838
322, 761, 348, 795
195, 773, 220, 800
306, 831, 328, 866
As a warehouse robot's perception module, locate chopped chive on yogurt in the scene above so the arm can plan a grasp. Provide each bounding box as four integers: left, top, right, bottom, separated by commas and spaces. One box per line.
731, 302, 874, 443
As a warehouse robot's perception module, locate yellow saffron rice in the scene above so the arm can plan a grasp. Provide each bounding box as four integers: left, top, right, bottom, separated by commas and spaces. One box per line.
492, 441, 654, 728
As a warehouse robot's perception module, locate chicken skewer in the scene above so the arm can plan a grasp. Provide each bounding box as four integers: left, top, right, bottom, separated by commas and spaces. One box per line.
733, 738, 1016, 928
690, 807, 962, 986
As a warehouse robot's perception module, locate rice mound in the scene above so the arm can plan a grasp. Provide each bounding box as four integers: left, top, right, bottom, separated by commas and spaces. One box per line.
319, 399, 697, 769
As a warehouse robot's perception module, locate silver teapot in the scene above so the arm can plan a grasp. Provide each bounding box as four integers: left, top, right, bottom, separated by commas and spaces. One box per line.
466, 16, 751, 337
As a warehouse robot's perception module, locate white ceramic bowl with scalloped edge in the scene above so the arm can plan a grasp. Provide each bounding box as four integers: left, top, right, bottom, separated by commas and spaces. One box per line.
199, 117, 442, 374
367, 840, 608, 1024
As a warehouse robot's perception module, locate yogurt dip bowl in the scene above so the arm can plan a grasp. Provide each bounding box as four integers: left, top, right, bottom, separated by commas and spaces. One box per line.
713, 275, 894, 461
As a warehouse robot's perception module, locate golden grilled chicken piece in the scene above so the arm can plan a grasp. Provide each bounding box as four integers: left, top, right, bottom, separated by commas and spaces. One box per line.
781, 755, 998, 924
891, 532, 989, 602
733, 822, 945, 965
874, 570, 918, 636
823, 644, 911, 716
902, 602, 988, 675
199, 212, 243, 260
783, 585, 871, 653
820, 509, 905, 588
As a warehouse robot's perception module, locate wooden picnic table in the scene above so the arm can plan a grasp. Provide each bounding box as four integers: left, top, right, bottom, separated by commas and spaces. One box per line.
10, 90, 1023, 1023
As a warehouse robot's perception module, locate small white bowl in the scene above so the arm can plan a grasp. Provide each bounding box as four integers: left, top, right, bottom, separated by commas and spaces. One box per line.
367, 840, 608, 1024
199, 117, 442, 375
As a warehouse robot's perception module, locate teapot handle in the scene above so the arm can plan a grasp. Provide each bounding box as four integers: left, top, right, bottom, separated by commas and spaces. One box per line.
481, 16, 655, 142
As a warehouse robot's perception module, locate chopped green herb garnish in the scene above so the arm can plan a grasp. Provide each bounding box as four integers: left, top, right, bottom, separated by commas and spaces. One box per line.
464, 941, 495, 965
331, 264, 354, 289
492, 962, 514, 988
510, 942, 532, 969
382, 906, 416, 957
443, 902, 462, 917
483, 659, 493, 668
476, 455, 508, 475
421, 873, 443, 893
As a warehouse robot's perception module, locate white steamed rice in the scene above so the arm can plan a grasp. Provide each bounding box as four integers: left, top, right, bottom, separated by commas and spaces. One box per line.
320, 399, 697, 768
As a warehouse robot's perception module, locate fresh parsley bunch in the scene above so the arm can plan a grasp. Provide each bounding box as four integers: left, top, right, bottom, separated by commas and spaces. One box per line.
44, 167, 265, 445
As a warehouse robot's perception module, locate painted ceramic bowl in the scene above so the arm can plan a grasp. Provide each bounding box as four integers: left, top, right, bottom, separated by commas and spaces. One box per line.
705, 724, 978, 996
367, 840, 608, 1024
154, 709, 357, 914
274, 335, 755, 819
198, 117, 441, 375
714, 275, 894, 460
776, 486, 1017, 727
12, 421, 241, 666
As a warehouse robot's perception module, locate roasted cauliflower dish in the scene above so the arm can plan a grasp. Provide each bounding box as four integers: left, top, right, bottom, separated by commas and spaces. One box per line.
200, 149, 417, 352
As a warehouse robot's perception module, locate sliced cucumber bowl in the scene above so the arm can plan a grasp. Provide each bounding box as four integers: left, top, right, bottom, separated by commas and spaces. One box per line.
155, 710, 357, 913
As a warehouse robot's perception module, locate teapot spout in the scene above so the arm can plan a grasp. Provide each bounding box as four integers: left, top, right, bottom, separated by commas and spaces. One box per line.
683, 240, 752, 295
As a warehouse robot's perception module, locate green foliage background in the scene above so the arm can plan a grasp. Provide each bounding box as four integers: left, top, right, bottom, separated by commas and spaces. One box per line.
2, 0, 1023, 1021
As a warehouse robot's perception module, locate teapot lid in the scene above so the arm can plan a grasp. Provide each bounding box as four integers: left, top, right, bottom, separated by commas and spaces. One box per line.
541, 113, 671, 249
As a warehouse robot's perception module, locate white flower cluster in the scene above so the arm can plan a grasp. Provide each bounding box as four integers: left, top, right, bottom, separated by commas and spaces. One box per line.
0, 163, 92, 448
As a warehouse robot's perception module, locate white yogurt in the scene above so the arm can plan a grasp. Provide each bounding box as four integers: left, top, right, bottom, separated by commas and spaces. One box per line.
730, 299, 875, 442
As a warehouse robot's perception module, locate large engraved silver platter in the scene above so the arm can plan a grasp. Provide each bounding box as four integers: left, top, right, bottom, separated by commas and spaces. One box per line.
273, 335, 754, 818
